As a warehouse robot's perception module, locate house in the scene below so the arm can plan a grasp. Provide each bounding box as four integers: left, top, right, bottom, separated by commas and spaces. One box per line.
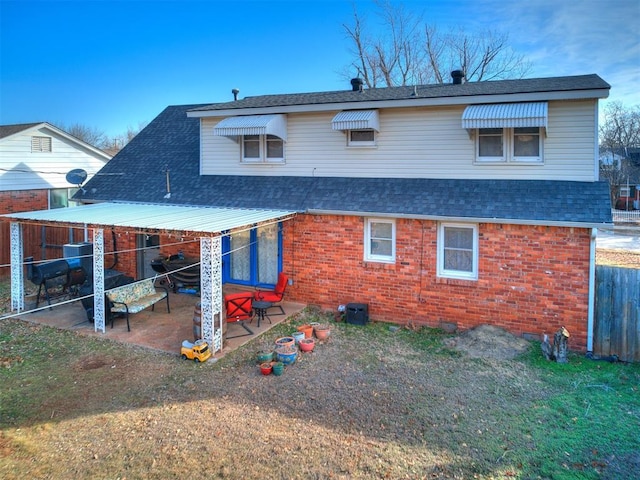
2, 73, 612, 353
0, 123, 111, 273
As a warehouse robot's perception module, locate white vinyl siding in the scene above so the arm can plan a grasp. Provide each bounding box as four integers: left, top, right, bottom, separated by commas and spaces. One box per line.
0, 127, 108, 192
200, 100, 598, 181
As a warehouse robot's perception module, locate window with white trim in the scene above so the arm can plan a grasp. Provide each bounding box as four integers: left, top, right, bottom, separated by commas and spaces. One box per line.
241, 134, 284, 163
31, 136, 52, 153
437, 223, 478, 280
348, 129, 376, 147
364, 218, 395, 263
476, 127, 542, 163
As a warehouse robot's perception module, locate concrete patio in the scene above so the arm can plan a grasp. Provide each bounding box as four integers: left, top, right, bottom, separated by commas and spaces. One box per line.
14, 286, 305, 359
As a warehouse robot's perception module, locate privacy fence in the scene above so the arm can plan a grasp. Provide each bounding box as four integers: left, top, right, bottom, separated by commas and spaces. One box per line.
594, 265, 640, 363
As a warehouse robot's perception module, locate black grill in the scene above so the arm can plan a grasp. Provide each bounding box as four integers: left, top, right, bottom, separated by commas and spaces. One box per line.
30, 259, 87, 307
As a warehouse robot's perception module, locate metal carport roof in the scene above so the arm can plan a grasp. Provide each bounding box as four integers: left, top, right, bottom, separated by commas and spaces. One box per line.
2, 202, 296, 233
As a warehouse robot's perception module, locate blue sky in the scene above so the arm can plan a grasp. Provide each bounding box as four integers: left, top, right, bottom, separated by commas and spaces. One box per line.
1, 0, 638, 138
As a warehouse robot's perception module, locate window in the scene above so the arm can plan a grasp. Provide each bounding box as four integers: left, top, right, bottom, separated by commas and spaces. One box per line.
620, 186, 631, 197
242, 134, 284, 163
477, 127, 542, 163
364, 218, 395, 263
437, 223, 478, 280
348, 129, 376, 147
31, 136, 52, 152
49, 188, 81, 209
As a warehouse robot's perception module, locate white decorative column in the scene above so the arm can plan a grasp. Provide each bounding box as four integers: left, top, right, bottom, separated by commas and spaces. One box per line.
9, 222, 24, 312
93, 228, 106, 333
200, 236, 223, 352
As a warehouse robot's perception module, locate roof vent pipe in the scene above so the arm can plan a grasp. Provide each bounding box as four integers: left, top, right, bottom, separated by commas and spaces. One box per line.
451, 70, 465, 85
350, 78, 364, 91
232, 88, 240, 101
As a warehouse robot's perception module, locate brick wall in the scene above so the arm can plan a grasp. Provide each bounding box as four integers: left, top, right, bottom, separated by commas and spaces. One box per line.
282, 214, 593, 351
0, 190, 49, 214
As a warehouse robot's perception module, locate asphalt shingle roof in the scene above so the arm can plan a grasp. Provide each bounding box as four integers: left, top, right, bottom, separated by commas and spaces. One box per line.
189, 74, 610, 112
0, 123, 42, 139
78, 100, 612, 226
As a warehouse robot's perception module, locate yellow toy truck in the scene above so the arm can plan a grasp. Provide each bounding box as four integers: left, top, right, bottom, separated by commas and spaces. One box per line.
180, 339, 211, 363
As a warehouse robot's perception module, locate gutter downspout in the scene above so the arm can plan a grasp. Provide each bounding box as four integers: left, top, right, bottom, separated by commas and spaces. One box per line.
587, 227, 597, 353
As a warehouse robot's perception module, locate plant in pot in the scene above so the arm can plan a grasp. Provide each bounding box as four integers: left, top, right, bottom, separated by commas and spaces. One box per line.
272, 361, 285, 376
298, 337, 315, 352
314, 324, 331, 340
260, 362, 273, 375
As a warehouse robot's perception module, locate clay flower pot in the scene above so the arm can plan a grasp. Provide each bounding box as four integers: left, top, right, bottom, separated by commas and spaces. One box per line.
314, 324, 331, 340
292, 331, 305, 344
275, 336, 295, 350
260, 362, 273, 375
297, 324, 314, 339
257, 350, 274, 364
275, 345, 298, 365
298, 337, 315, 352
272, 361, 285, 376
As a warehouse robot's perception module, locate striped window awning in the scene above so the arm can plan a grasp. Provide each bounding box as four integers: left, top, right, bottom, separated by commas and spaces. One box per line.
332, 110, 380, 131
462, 102, 548, 129
214, 114, 287, 141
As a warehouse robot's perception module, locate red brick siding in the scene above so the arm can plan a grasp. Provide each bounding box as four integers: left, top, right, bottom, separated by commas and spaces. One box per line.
282, 215, 592, 351
0, 190, 49, 214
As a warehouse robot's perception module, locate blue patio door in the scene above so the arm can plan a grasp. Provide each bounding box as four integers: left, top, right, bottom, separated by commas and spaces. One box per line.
223, 223, 281, 287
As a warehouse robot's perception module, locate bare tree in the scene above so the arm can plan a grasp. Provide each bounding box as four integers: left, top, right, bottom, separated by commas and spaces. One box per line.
599, 102, 640, 206
343, 1, 531, 87
63, 123, 108, 149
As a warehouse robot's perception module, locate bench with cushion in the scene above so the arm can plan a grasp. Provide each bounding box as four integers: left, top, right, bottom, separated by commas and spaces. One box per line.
106, 278, 170, 331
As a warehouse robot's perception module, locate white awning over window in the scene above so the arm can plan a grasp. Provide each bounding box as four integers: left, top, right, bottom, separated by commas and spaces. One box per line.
213, 114, 287, 141
332, 110, 380, 131
462, 102, 548, 129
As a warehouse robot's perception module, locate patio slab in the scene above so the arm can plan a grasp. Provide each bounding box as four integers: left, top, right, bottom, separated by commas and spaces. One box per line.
15, 288, 305, 358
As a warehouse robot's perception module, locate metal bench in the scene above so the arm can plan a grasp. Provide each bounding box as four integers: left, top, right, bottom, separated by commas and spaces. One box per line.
106, 278, 170, 331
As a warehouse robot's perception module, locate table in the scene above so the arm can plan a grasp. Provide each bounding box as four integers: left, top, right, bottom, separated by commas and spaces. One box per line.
252, 300, 272, 328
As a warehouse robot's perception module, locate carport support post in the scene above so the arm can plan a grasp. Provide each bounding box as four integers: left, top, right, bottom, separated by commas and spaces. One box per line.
9, 222, 24, 312
93, 228, 106, 333
200, 236, 223, 352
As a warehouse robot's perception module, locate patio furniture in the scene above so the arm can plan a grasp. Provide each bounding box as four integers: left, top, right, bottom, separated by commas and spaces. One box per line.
224, 292, 254, 339
254, 272, 288, 316
252, 300, 272, 328
106, 278, 170, 331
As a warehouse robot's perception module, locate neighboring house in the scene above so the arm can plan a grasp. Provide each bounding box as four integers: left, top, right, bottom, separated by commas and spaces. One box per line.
0, 123, 111, 272
3, 74, 612, 353
601, 147, 640, 209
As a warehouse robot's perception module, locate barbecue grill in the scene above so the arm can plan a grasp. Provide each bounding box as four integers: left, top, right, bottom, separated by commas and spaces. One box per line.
30, 259, 87, 307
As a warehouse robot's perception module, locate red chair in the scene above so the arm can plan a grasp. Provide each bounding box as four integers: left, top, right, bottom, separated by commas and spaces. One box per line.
254, 272, 288, 316
224, 292, 254, 339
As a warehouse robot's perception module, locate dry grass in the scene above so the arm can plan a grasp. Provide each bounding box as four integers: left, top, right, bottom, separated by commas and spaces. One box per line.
2, 311, 639, 480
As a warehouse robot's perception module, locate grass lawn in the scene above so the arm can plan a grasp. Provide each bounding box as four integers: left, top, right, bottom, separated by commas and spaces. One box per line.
1, 311, 639, 479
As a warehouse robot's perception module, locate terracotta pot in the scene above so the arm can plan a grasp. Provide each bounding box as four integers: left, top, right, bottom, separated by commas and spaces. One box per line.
260, 362, 272, 375
299, 337, 315, 352
275, 336, 295, 350
314, 324, 331, 340
297, 324, 314, 339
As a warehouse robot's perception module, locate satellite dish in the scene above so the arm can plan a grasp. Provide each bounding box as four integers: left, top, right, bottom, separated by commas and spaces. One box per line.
65, 168, 88, 186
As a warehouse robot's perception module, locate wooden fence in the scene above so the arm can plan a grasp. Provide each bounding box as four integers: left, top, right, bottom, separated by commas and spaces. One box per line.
594, 265, 640, 362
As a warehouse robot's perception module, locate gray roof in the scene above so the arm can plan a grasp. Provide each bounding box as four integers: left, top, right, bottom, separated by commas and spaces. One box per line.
0, 123, 42, 139
77, 102, 612, 227
190, 74, 610, 113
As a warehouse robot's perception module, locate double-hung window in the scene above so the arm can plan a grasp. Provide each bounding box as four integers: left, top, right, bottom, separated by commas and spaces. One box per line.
477, 127, 542, 163
364, 218, 395, 263
242, 134, 285, 163
437, 223, 478, 280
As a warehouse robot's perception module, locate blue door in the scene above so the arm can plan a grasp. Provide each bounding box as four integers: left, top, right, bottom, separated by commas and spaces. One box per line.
222, 223, 282, 287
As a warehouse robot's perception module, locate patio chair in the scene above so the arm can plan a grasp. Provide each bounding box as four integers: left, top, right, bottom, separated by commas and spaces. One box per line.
224, 292, 254, 339
254, 272, 288, 316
